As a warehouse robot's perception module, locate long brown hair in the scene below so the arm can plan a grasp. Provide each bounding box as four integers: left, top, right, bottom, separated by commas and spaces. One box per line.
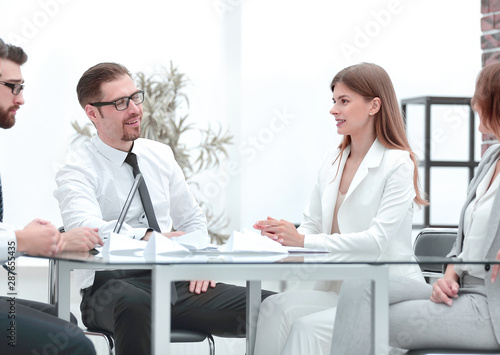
331, 63, 427, 206
471, 62, 500, 138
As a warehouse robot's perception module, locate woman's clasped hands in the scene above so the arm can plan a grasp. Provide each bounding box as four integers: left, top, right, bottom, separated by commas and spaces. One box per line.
432, 248, 500, 307
253, 216, 305, 247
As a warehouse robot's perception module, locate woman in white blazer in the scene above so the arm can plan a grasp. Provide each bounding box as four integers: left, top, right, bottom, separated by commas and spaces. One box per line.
330, 62, 500, 354
253, 63, 427, 355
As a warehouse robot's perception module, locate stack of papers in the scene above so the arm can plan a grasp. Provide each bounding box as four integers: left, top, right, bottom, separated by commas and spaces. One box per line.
98, 228, 329, 256
100, 233, 147, 255
100, 231, 202, 255
144, 232, 190, 254
170, 230, 211, 250
223, 229, 288, 253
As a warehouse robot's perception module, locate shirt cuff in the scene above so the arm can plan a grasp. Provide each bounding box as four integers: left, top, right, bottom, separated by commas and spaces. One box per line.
0, 230, 17, 262
118, 223, 149, 240
133, 227, 150, 240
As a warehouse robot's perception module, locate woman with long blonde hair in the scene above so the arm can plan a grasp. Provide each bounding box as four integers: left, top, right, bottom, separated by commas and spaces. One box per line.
253, 63, 426, 355
330, 62, 500, 354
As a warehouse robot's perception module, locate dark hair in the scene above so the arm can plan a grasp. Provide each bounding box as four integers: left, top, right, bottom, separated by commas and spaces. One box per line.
5, 44, 27, 65
0, 38, 7, 59
76, 62, 132, 108
330, 62, 427, 206
471, 62, 500, 138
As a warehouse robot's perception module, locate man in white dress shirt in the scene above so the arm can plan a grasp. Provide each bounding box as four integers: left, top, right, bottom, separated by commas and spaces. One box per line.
54, 62, 274, 355
0, 40, 97, 355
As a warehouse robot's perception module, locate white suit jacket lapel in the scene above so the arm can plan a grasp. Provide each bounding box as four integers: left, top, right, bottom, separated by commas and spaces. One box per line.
322, 146, 350, 234
344, 139, 385, 201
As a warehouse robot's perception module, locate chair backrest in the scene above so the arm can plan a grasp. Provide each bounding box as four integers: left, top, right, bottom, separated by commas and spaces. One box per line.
413, 228, 458, 273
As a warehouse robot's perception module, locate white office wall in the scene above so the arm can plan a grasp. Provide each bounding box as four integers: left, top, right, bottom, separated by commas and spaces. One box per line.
0, 0, 481, 233
238, 0, 481, 228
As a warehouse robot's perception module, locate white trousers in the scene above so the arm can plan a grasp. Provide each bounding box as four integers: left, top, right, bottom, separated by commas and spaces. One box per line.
254, 290, 339, 355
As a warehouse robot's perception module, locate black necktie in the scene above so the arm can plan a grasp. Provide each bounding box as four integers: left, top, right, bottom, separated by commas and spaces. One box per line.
124, 153, 178, 304
125, 153, 161, 232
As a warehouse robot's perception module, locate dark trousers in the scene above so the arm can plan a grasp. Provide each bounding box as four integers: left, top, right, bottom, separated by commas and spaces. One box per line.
80, 270, 275, 355
0, 297, 95, 355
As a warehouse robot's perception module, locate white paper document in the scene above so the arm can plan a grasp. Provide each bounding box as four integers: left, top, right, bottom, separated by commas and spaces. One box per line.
170, 230, 211, 250
101, 233, 148, 255
143, 232, 190, 255
285, 246, 330, 254
101, 231, 190, 256
223, 229, 288, 253
98, 229, 329, 256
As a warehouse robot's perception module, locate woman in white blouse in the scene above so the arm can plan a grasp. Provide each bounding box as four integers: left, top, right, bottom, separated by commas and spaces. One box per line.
330, 62, 500, 354
252, 63, 427, 355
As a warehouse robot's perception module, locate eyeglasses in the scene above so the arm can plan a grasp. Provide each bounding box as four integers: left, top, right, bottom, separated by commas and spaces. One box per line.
0, 81, 24, 95
90, 90, 145, 111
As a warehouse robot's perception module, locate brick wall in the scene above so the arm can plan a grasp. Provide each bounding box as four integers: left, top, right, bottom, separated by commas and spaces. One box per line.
481, 0, 500, 152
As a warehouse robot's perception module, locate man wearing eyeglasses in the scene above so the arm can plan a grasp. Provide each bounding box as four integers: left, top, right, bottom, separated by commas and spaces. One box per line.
0, 41, 97, 354
54, 62, 274, 355
0, 47, 24, 130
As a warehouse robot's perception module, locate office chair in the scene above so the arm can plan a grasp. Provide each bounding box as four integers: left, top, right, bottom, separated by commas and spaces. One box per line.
413, 228, 458, 282
50, 229, 215, 354
79, 324, 215, 355
407, 228, 500, 355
